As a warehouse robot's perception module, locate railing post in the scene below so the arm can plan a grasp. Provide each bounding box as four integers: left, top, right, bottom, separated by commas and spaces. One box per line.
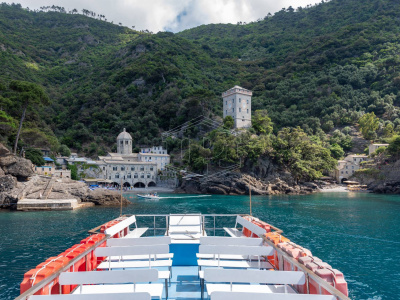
214, 216, 216, 236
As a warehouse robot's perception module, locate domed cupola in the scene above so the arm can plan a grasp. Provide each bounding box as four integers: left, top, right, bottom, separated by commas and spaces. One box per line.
117, 128, 132, 155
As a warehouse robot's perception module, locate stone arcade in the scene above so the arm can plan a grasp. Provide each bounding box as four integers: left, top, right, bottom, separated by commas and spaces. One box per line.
96, 129, 161, 188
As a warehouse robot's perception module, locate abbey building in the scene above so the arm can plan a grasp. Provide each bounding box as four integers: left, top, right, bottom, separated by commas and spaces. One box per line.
96, 129, 170, 188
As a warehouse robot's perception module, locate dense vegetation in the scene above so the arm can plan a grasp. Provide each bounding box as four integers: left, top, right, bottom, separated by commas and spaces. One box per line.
1, 0, 400, 177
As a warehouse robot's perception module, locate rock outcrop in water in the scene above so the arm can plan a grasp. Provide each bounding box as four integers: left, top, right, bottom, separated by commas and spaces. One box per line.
0, 143, 130, 209
176, 157, 321, 195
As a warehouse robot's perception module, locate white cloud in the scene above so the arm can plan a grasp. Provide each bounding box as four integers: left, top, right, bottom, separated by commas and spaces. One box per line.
16, 0, 321, 32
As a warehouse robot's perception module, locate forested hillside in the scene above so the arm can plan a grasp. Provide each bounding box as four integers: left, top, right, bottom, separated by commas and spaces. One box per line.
0, 0, 400, 157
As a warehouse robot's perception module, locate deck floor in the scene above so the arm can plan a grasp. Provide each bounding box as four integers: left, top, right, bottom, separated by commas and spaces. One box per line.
169, 266, 202, 300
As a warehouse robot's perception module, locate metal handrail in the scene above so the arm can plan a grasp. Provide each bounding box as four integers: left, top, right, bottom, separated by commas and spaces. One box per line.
15, 235, 109, 300
262, 237, 351, 300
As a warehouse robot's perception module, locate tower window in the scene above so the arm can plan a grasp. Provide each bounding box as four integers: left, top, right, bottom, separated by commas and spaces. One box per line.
226, 110, 227, 114
247, 100, 249, 104
232, 108, 234, 112
225, 101, 227, 105
125, 141, 128, 145
239, 108, 241, 112
239, 98, 241, 102
232, 99, 234, 103
247, 109, 249, 113
120, 141, 123, 145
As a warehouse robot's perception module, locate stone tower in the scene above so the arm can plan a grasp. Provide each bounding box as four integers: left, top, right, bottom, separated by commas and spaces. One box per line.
222, 86, 252, 129
117, 128, 133, 155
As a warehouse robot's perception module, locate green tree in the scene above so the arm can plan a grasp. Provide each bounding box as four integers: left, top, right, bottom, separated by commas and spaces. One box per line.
58, 144, 71, 157
223, 116, 234, 130
252, 110, 273, 134
387, 136, 400, 158
25, 148, 45, 166
272, 127, 336, 182
9, 81, 49, 154
329, 143, 344, 159
67, 163, 78, 180
358, 112, 379, 140
383, 123, 394, 138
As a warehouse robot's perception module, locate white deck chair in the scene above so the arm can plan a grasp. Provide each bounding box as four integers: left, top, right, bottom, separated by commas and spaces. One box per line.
104, 215, 148, 238
30, 292, 151, 300
198, 245, 274, 298
197, 237, 265, 260
105, 237, 173, 260
61, 269, 162, 299
224, 216, 266, 238
95, 245, 171, 297
204, 269, 305, 299
210, 292, 337, 300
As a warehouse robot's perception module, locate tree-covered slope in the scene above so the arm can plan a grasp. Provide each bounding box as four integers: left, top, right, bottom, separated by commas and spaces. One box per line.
0, 0, 400, 156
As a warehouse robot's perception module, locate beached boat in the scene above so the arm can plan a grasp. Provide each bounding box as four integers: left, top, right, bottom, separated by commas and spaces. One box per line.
16, 214, 350, 300
137, 194, 161, 200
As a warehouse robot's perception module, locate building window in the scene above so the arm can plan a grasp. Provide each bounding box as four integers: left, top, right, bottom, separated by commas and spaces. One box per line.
345, 166, 348, 169
239, 108, 241, 112
232, 99, 234, 103
141, 173, 144, 178
140, 166, 144, 171
247, 109, 249, 114
42, 168, 44, 171
131, 167, 135, 171
345, 171, 348, 174
134, 173, 138, 178
232, 108, 234, 112
147, 173, 151, 178
226, 110, 227, 114
127, 174, 131, 179
115, 174, 119, 179
225, 100, 227, 105
341, 171, 343, 174
247, 100, 249, 104
49, 168, 52, 171
352, 166, 354, 169
113, 167, 117, 171
150, 167, 154, 171
121, 167, 125, 171
125, 141, 128, 145
120, 141, 123, 145
103, 167, 105, 170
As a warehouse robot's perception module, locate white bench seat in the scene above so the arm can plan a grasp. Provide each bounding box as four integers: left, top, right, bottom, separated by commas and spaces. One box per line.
104, 253, 174, 261
206, 283, 297, 295
223, 216, 267, 238
197, 254, 262, 260
71, 284, 163, 299
198, 260, 273, 269
124, 227, 149, 238
30, 293, 151, 300
97, 260, 173, 270
210, 292, 337, 300
223, 227, 243, 237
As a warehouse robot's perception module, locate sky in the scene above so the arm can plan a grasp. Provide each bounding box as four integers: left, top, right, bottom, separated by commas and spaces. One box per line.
16, 0, 322, 32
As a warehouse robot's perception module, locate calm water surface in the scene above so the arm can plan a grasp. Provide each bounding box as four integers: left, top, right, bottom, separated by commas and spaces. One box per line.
0, 192, 399, 300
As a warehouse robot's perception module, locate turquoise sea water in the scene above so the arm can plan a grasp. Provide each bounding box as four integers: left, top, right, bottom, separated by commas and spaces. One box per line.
0, 192, 399, 300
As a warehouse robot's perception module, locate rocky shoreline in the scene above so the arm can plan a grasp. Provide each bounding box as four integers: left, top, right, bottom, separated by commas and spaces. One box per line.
0, 143, 130, 210
175, 171, 329, 195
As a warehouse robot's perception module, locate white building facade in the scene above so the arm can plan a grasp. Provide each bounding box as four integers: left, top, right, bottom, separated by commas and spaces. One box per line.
222, 85, 252, 129
139, 146, 170, 170
95, 129, 169, 187
331, 154, 368, 183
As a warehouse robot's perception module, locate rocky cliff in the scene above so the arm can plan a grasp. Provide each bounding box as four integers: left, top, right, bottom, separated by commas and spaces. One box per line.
176, 157, 321, 195
352, 159, 400, 194
0, 143, 130, 208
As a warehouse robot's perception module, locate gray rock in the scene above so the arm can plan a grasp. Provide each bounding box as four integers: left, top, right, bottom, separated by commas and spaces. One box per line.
0, 175, 16, 192
5, 157, 34, 179
0, 155, 17, 167
0, 143, 11, 156
84, 189, 131, 206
